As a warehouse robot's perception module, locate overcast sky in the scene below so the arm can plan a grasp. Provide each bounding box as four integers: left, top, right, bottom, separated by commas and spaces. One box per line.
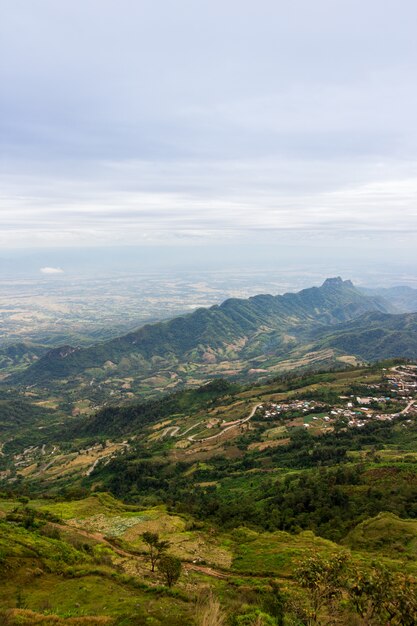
1, 1, 416, 269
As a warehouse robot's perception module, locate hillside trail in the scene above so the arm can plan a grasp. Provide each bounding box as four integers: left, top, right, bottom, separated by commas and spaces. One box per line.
188, 403, 262, 443
52, 521, 136, 558
183, 562, 229, 579
52, 520, 286, 582
159, 422, 204, 440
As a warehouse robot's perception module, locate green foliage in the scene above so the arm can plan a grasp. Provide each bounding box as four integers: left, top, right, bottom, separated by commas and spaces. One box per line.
78, 380, 240, 438
0, 398, 54, 437
12, 277, 400, 398
6, 506, 38, 529
141, 531, 170, 572
296, 552, 350, 623
158, 554, 182, 587
348, 563, 417, 625
294, 552, 417, 625
96, 423, 417, 541
232, 609, 276, 625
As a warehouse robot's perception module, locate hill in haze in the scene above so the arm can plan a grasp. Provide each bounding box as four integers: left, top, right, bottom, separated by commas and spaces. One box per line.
7, 277, 395, 395
361, 285, 417, 312
313, 311, 417, 361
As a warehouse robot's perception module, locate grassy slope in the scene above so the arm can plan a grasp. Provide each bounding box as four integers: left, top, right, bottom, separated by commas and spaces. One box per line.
1, 493, 416, 625
0, 497, 192, 625
1, 362, 417, 623
342, 511, 417, 559
0, 494, 218, 625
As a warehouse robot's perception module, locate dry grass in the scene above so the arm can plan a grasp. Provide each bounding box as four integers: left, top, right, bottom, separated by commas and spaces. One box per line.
248, 438, 290, 451
0, 609, 112, 625
195, 594, 226, 626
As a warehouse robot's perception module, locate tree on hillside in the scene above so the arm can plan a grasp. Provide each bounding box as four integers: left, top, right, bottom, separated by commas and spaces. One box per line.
296, 552, 350, 624
296, 553, 417, 625
158, 554, 182, 587
0, 548, 7, 579
141, 531, 170, 572
348, 563, 417, 626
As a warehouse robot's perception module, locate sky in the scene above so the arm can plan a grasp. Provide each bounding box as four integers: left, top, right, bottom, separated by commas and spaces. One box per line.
1, 0, 417, 274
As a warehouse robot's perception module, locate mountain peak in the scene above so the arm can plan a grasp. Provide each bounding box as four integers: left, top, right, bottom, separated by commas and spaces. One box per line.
322, 277, 353, 288
12, 276, 391, 391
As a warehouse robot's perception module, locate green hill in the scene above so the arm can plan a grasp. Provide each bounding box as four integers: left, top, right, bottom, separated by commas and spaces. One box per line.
2, 361, 417, 624
343, 512, 417, 559
9, 278, 393, 398
0, 397, 55, 438
0, 343, 47, 376
362, 285, 417, 312
314, 311, 417, 360
1, 493, 417, 626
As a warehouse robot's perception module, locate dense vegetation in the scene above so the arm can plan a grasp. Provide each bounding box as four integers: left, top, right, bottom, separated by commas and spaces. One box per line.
1, 349, 417, 623
79, 378, 240, 438
9, 278, 394, 390
91, 416, 417, 541
314, 311, 417, 360
0, 397, 55, 437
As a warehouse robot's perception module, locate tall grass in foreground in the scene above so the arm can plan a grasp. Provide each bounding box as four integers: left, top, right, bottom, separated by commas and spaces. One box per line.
196, 593, 226, 626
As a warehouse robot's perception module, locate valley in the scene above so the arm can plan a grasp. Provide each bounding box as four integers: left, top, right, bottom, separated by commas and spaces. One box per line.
6, 361, 416, 484
0, 270, 310, 351
1, 361, 417, 624
1, 278, 417, 625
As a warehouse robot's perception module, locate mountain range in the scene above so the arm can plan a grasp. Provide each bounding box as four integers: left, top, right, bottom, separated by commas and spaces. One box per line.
5, 277, 416, 403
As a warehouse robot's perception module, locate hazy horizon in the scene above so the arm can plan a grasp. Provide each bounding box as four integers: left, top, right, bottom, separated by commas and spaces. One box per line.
1, 245, 416, 291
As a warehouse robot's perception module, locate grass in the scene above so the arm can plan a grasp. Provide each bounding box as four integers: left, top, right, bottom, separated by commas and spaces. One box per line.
230, 528, 343, 576
343, 511, 417, 560
2, 488, 417, 624
0, 508, 193, 625
12, 493, 137, 521
261, 426, 287, 440
0, 610, 112, 625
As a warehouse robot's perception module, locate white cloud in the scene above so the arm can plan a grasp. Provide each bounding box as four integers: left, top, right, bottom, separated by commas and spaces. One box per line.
0, 158, 416, 250
40, 266, 64, 274
0, 0, 416, 264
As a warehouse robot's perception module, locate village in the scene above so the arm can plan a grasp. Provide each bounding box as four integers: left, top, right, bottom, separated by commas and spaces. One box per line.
2, 365, 417, 479
255, 365, 417, 432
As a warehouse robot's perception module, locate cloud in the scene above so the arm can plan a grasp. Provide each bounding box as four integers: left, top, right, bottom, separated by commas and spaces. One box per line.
40, 267, 64, 274
0, 1, 416, 264
1, 158, 416, 248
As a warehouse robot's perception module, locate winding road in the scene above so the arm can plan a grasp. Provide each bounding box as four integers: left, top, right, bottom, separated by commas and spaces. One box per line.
187, 403, 262, 444
158, 403, 262, 445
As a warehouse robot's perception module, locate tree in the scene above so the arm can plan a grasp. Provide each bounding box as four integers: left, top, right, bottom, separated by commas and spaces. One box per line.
296, 552, 350, 624
141, 531, 170, 572
158, 554, 182, 587
0, 548, 7, 580
348, 563, 417, 626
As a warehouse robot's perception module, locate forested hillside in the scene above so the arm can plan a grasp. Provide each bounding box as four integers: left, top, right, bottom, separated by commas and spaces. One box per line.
8, 278, 398, 402
1, 362, 417, 625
